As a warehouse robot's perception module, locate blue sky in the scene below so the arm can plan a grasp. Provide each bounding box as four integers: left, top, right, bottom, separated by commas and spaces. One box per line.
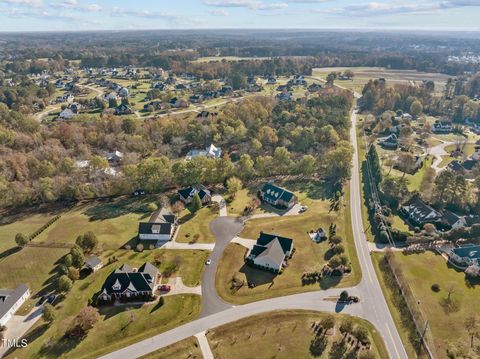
0, 0, 480, 32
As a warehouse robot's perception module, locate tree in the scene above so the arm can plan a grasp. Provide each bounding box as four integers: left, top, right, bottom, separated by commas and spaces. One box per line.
339, 318, 354, 334
326, 72, 337, 86
190, 193, 202, 214
226, 177, 243, 198
231, 72, 246, 90
76, 231, 98, 253
396, 152, 416, 177
64, 253, 73, 267
57, 275, 73, 293
295, 155, 316, 176
238, 154, 255, 180
67, 267, 80, 281
42, 303, 56, 323
465, 315, 479, 348
353, 326, 370, 344
320, 315, 335, 331
147, 202, 158, 212
343, 70, 354, 79
358, 351, 376, 359
323, 141, 353, 184
67, 306, 100, 338
70, 246, 85, 268
121, 117, 137, 134
15, 232, 29, 248
367, 145, 382, 185
410, 100, 423, 118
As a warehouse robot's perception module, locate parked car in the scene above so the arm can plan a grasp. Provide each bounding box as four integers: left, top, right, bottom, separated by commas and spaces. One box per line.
36, 296, 48, 306
299, 206, 308, 213
46, 294, 57, 305
132, 189, 146, 196
205, 259, 212, 265
159, 285, 171, 292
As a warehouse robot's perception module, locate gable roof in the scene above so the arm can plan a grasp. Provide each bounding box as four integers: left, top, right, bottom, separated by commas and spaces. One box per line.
443, 210, 464, 227
254, 238, 288, 265
178, 184, 210, 200
465, 215, 480, 227
257, 232, 293, 254
85, 256, 102, 268
102, 263, 158, 296
260, 183, 295, 204
0, 284, 29, 320
453, 245, 480, 260
403, 198, 441, 224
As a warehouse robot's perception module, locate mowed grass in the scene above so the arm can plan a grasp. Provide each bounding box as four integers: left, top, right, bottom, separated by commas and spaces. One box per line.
0, 246, 69, 312
32, 197, 156, 250
387, 157, 434, 192
226, 189, 256, 216
216, 194, 359, 304
176, 207, 218, 244
0, 212, 57, 253
206, 310, 387, 359
373, 251, 480, 359
139, 337, 201, 359
7, 251, 204, 359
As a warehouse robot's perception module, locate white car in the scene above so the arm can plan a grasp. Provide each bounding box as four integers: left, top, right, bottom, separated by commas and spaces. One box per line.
205, 259, 212, 265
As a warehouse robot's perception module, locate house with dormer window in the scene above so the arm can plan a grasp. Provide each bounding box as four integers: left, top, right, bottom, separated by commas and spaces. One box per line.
246, 233, 294, 273
259, 183, 297, 209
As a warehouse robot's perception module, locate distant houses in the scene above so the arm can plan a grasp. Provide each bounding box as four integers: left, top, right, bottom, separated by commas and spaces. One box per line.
246, 233, 294, 273
185, 144, 222, 160
259, 183, 297, 209
85, 256, 103, 273
98, 263, 158, 304
448, 244, 480, 268
378, 134, 398, 149
433, 120, 453, 133
138, 209, 178, 244
178, 184, 212, 205
0, 284, 30, 326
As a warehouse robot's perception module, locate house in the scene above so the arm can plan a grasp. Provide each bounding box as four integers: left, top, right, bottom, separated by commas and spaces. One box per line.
308, 83, 322, 92
0, 284, 30, 326
448, 244, 480, 267
442, 210, 466, 229
85, 256, 103, 272
189, 94, 203, 103
115, 103, 134, 115
448, 159, 478, 178
118, 87, 129, 98
106, 150, 124, 164
185, 144, 222, 160
259, 183, 298, 209
105, 92, 118, 101
267, 77, 277, 85
138, 209, 178, 244
143, 101, 164, 111
219, 86, 233, 96
465, 215, 480, 227
247, 83, 262, 92
291, 75, 307, 86
246, 233, 294, 273
175, 83, 187, 90
433, 120, 453, 133
98, 263, 158, 303
401, 197, 442, 227
276, 92, 292, 101
178, 184, 211, 205
379, 134, 398, 149
59, 108, 76, 119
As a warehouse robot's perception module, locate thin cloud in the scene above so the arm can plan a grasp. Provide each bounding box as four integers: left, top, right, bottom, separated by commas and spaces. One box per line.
209, 9, 229, 15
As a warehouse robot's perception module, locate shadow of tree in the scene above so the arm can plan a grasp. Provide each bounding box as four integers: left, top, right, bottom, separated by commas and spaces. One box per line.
0, 246, 21, 261
4, 323, 50, 358
84, 196, 152, 221
319, 275, 342, 290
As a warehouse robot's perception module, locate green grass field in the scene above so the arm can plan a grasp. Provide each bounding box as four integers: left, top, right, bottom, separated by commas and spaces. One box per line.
139, 337, 201, 359
175, 206, 218, 244
206, 310, 387, 359
216, 185, 360, 304
7, 254, 204, 359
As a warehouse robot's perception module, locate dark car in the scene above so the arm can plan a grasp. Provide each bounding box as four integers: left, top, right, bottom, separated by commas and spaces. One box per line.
36, 296, 48, 306
132, 189, 146, 196
46, 294, 57, 305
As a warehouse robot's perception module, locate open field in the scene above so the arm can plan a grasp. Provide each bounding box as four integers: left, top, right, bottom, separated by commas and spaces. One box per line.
216, 182, 360, 304
139, 336, 201, 359
176, 206, 218, 244
373, 251, 480, 359
313, 67, 451, 94
206, 310, 387, 359
7, 254, 203, 359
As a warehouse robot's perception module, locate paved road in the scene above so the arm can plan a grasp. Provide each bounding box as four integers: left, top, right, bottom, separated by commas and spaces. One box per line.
349, 109, 408, 359
199, 216, 244, 317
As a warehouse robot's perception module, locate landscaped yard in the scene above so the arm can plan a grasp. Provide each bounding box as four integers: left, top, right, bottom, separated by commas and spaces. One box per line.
373, 251, 480, 359
139, 336, 201, 359
206, 310, 388, 359
7, 255, 203, 359
175, 206, 218, 244
215, 185, 360, 304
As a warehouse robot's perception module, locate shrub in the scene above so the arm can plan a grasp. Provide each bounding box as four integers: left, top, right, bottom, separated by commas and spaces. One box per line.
136, 243, 144, 252
431, 283, 440, 292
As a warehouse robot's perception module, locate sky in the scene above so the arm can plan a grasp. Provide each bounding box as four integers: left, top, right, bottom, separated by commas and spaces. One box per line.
0, 0, 480, 32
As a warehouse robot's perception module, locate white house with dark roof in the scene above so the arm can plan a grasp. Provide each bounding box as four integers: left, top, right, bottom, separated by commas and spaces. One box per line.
246, 233, 294, 273
401, 198, 442, 227
0, 284, 30, 326
178, 184, 212, 205
185, 144, 222, 160
138, 209, 178, 244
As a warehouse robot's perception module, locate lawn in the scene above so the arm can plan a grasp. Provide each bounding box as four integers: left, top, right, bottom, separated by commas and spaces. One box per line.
0, 246, 69, 313
386, 157, 434, 192
0, 212, 57, 254
139, 337, 201, 359
7, 257, 202, 359
216, 187, 360, 304
175, 206, 218, 244
444, 143, 476, 157
32, 197, 157, 250
206, 310, 387, 359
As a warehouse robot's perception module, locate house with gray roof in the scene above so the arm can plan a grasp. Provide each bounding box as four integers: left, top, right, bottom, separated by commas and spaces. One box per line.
98, 263, 158, 303
259, 183, 297, 209
178, 184, 211, 205
138, 209, 178, 244
246, 233, 294, 273
85, 256, 103, 272
0, 284, 30, 326
401, 197, 442, 227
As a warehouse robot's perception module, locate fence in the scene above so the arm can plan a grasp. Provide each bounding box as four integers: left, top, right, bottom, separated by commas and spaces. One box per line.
385, 251, 437, 359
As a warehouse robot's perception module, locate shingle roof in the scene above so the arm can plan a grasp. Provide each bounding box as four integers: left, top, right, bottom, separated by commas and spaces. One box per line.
465, 215, 480, 227
403, 198, 441, 224
260, 183, 295, 204
85, 256, 102, 268
443, 210, 463, 227
0, 284, 29, 321
138, 222, 172, 235
102, 263, 158, 296
257, 232, 293, 255
453, 245, 480, 260
178, 185, 210, 201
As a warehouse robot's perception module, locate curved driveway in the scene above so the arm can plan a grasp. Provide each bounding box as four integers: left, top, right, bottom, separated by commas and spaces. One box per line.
99, 107, 409, 359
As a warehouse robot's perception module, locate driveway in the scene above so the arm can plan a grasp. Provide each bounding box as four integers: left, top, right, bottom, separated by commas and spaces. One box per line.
199, 216, 244, 317
211, 195, 228, 217
0, 306, 43, 358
